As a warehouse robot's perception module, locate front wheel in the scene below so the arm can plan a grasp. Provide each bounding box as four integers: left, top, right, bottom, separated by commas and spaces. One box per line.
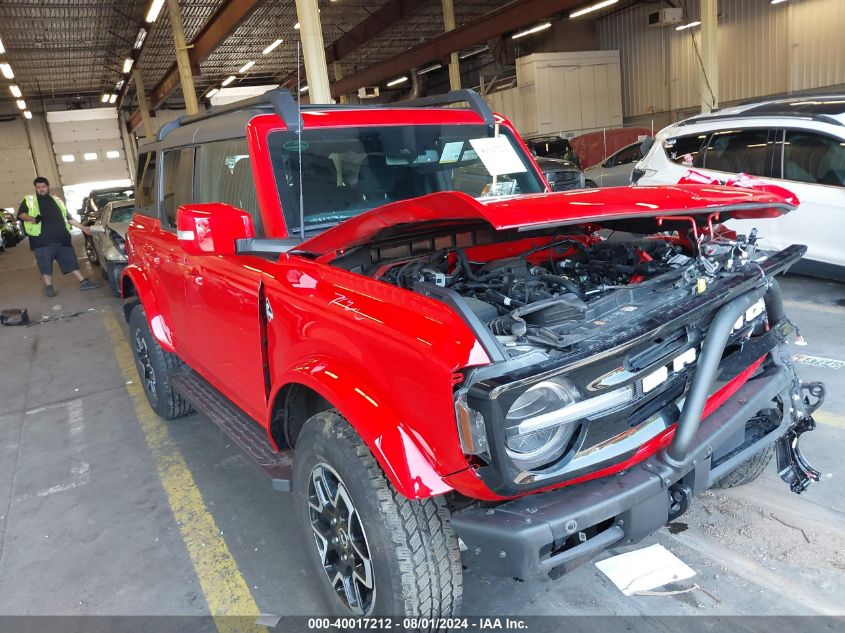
294, 411, 463, 617
128, 305, 192, 419
85, 236, 99, 265
714, 444, 775, 488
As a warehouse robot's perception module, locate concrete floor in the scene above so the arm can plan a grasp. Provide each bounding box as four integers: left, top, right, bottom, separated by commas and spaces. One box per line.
1, 234, 844, 619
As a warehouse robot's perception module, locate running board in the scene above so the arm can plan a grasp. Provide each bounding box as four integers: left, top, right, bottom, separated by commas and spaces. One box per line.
169, 370, 293, 492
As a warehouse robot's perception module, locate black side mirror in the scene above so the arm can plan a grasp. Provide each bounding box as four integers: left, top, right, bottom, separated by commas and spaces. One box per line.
639, 137, 655, 156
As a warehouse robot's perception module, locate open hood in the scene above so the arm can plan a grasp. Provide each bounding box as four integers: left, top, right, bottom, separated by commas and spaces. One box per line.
297, 184, 796, 255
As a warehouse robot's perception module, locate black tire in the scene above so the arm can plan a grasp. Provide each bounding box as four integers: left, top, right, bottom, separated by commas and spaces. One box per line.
128, 305, 193, 419
85, 236, 100, 266
713, 444, 775, 488
294, 411, 463, 617
105, 262, 121, 297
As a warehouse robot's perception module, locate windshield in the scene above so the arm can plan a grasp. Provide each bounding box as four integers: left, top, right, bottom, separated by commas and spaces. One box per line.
110, 205, 135, 223
93, 189, 133, 210
268, 124, 544, 233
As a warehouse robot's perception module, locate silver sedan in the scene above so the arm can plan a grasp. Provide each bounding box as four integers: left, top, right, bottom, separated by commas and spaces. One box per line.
90, 199, 134, 297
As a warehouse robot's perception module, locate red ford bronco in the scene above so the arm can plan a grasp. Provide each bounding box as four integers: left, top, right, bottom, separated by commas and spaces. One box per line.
122, 89, 823, 616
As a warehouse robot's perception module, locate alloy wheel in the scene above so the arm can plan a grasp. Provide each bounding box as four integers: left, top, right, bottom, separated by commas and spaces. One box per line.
133, 329, 157, 399
308, 463, 375, 615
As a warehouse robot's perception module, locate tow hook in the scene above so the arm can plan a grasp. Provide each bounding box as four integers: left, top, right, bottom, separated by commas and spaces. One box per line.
668, 483, 692, 521
776, 382, 825, 494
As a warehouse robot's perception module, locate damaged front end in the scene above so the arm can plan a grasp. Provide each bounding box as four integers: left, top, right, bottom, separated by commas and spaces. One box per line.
777, 380, 824, 493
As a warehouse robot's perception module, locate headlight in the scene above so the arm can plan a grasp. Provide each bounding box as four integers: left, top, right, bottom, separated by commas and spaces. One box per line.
504, 379, 581, 470
110, 230, 126, 255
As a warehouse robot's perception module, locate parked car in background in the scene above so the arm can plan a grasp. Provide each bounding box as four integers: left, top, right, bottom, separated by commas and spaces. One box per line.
633, 95, 845, 279
121, 88, 822, 617
81, 186, 134, 265
535, 156, 585, 190
584, 141, 644, 187
89, 199, 133, 296
1, 211, 23, 247
527, 136, 582, 167
571, 128, 651, 173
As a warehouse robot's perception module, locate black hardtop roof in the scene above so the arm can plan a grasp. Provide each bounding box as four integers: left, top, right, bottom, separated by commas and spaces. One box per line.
153, 87, 495, 148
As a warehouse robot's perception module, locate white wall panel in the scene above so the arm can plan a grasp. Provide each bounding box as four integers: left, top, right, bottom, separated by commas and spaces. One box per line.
0, 118, 37, 206
599, 0, 845, 118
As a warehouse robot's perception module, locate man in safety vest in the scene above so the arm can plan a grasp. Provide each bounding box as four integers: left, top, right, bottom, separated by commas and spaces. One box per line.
17, 176, 101, 297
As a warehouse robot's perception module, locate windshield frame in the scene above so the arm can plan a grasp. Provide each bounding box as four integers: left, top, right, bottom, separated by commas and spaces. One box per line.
266, 123, 546, 236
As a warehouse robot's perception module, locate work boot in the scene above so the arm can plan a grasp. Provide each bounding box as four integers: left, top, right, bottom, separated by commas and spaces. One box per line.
45, 284, 56, 297
79, 278, 101, 291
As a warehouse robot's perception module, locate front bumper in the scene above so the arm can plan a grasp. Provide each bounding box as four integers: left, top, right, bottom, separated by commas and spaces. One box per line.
451, 362, 804, 577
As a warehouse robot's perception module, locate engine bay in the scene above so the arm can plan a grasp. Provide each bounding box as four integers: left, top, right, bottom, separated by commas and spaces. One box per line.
339, 224, 767, 358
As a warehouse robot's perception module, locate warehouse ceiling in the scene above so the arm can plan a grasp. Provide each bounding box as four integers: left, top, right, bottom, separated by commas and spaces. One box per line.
0, 0, 627, 113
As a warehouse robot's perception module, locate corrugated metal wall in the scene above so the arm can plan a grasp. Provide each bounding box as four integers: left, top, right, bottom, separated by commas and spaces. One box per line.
598, 0, 845, 118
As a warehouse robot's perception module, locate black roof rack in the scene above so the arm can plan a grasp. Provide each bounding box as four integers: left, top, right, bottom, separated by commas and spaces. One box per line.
157, 87, 496, 141
678, 96, 845, 128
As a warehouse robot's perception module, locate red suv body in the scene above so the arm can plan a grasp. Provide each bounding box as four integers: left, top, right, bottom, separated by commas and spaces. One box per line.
121, 89, 822, 616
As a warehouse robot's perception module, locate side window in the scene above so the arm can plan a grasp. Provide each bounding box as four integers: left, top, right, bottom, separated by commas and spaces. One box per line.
782, 130, 845, 187
609, 144, 640, 167
136, 151, 157, 211
663, 134, 707, 167
162, 148, 194, 228
195, 138, 262, 236
702, 128, 771, 177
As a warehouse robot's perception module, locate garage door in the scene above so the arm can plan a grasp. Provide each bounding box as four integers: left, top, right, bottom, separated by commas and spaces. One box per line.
0, 118, 37, 208
47, 108, 129, 186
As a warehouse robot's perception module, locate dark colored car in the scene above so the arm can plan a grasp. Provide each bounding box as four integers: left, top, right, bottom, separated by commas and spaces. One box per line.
536, 156, 585, 191
121, 88, 822, 617
528, 136, 582, 168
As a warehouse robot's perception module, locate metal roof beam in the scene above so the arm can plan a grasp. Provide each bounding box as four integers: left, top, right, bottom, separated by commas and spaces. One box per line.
128, 0, 265, 130
329, 0, 584, 98
280, 0, 429, 89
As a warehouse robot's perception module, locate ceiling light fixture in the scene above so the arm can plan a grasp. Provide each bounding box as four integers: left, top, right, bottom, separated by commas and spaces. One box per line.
109, 94, 118, 104
238, 60, 255, 73
116, 79, 124, 90
262, 39, 283, 55
300, 84, 309, 93
771, 0, 788, 3
386, 76, 408, 87
511, 22, 552, 39
134, 28, 147, 50
123, 58, 134, 73
294, 22, 300, 29
569, 0, 619, 19
459, 46, 488, 59
24, 111, 32, 120
221, 75, 236, 86
675, 20, 701, 30
418, 63, 443, 75
206, 88, 219, 98
16, 99, 26, 110
10, 85, 22, 98
146, 0, 165, 23
0, 36, 4, 54
0, 63, 14, 79
101, 94, 110, 103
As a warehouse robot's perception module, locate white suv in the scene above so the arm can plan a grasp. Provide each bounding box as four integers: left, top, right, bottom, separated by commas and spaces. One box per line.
634, 95, 845, 278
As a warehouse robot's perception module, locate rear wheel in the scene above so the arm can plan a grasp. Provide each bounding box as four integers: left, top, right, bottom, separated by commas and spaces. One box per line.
714, 444, 775, 488
128, 305, 192, 419
294, 411, 463, 617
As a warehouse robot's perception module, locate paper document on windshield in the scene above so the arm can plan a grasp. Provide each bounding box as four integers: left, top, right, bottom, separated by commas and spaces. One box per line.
469, 136, 527, 176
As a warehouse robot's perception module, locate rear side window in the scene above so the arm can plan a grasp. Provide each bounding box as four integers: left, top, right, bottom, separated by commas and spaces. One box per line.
609, 144, 641, 167
162, 148, 194, 228
703, 128, 771, 177
663, 134, 707, 167
782, 130, 845, 187
195, 139, 262, 236
136, 151, 157, 211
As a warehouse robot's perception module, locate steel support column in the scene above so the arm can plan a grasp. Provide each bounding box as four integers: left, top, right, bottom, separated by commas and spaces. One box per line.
442, 0, 461, 91
166, 0, 200, 115
132, 69, 156, 140
295, 0, 332, 104
699, 0, 718, 113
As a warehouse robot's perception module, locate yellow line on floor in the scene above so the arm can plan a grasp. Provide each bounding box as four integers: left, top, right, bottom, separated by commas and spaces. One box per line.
814, 410, 845, 431
103, 311, 266, 633
783, 299, 845, 316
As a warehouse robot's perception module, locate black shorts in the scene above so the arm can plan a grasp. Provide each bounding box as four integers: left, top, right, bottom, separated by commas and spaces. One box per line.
33, 245, 79, 276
